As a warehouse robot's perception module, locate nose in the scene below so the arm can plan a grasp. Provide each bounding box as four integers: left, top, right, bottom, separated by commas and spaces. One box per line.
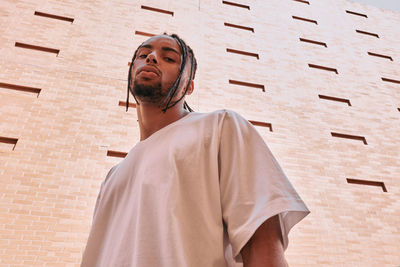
146, 52, 158, 64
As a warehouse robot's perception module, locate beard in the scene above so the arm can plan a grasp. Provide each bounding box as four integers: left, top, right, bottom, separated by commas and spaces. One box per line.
131, 80, 167, 104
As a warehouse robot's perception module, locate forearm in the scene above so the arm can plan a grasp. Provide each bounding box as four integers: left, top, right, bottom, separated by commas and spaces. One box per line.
241, 242, 288, 267
241, 215, 288, 267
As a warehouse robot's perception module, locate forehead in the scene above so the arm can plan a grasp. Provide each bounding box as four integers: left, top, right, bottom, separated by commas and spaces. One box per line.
139, 35, 181, 53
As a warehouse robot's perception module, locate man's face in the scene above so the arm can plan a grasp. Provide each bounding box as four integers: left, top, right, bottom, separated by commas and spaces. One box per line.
130, 35, 182, 104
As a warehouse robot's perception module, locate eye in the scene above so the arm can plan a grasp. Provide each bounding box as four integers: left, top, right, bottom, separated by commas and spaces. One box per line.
165, 57, 175, 63
138, 54, 147, 59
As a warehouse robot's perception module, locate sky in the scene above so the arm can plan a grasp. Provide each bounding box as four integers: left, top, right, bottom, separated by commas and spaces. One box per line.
349, 0, 400, 13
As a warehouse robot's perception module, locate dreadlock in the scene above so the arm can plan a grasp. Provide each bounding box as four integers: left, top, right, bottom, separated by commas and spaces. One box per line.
126, 33, 197, 113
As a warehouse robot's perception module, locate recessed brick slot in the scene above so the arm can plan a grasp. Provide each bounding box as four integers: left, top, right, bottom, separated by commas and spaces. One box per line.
331, 132, 367, 145
134, 30, 156, 37
355, 30, 379, 38
299, 38, 327, 47
292, 16, 318, 25
141, 5, 174, 16
346, 10, 368, 18
229, 79, 265, 92
367, 52, 393, 61
226, 48, 259, 59
308, 64, 338, 74
293, 0, 310, 4
34, 11, 74, 23
0, 136, 18, 151
0, 82, 41, 97
107, 150, 128, 158
318, 94, 351, 106
381, 77, 400, 84
346, 178, 387, 192
119, 100, 136, 108
249, 120, 273, 132
15, 42, 59, 56
224, 22, 254, 32
222, 1, 250, 10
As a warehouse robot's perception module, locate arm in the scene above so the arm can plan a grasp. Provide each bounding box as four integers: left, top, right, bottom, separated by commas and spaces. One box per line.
241, 215, 288, 267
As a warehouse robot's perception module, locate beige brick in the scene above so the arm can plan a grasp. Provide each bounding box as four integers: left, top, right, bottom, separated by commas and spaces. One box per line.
0, 0, 399, 266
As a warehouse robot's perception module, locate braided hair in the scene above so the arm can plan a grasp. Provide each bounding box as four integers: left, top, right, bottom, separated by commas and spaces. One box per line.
126, 33, 197, 113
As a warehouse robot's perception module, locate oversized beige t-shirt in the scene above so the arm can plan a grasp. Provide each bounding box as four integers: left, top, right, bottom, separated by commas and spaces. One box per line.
81, 109, 309, 267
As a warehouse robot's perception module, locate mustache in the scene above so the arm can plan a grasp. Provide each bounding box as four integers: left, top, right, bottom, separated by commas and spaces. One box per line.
136, 65, 161, 76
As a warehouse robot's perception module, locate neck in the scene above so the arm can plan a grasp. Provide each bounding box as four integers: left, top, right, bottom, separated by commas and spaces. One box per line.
136, 101, 189, 141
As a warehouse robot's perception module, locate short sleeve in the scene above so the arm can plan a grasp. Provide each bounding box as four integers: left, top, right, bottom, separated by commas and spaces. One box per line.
92, 165, 118, 220
218, 110, 310, 258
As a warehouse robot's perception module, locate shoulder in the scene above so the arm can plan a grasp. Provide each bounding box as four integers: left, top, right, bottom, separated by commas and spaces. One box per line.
207, 109, 242, 117
191, 109, 248, 122
193, 110, 257, 140
102, 164, 119, 186
188, 109, 251, 131
215, 109, 252, 128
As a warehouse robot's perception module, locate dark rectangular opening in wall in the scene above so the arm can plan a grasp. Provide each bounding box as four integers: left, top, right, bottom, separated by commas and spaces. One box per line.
0, 136, 18, 151
308, 64, 338, 74
229, 79, 265, 92
318, 94, 351, 106
293, 0, 310, 4
34, 11, 74, 23
15, 42, 59, 56
107, 150, 128, 158
299, 38, 327, 47
346, 178, 387, 192
226, 48, 259, 59
249, 120, 273, 132
141, 5, 174, 16
381, 77, 400, 84
331, 132, 367, 145
119, 100, 136, 108
224, 22, 254, 32
222, 1, 250, 9
0, 82, 41, 97
367, 52, 393, 61
292, 16, 318, 25
346, 10, 368, 18
355, 30, 379, 38
135, 31, 156, 37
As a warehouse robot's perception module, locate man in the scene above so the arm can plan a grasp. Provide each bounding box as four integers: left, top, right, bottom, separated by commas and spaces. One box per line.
81, 33, 310, 267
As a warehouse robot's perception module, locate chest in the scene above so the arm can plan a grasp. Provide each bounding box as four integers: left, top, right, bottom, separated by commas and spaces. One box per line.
101, 125, 221, 219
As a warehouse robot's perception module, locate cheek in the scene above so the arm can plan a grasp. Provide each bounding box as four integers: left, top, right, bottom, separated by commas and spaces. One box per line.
130, 62, 142, 81
163, 68, 180, 85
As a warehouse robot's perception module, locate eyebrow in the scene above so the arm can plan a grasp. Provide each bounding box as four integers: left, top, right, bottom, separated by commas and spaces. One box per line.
138, 44, 180, 55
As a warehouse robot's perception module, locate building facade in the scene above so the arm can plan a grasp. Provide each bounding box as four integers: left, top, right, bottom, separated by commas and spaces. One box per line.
0, 0, 399, 266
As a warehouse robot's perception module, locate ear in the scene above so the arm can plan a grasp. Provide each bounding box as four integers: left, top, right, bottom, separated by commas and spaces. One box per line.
185, 80, 194, 96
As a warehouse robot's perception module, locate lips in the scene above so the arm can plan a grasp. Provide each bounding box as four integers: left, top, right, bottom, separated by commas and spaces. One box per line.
136, 65, 161, 76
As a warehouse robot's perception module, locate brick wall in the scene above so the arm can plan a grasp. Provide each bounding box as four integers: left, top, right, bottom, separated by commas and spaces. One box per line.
0, 0, 399, 266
